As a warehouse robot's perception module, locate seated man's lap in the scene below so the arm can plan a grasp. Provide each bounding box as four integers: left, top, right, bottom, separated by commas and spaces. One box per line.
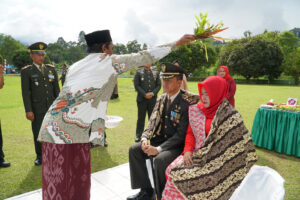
153, 148, 182, 172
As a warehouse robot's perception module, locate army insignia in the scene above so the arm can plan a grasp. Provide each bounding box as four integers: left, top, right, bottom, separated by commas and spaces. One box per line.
35, 81, 39, 86
39, 43, 44, 50
161, 64, 166, 72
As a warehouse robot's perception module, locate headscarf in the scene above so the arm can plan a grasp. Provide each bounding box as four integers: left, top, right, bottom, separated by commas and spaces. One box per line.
218, 66, 232, 80
197, 76, 228, 119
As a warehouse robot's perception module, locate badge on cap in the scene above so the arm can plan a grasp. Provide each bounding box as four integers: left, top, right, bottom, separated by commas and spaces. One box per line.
161, 64, 166, 72
39, 43, 44, 50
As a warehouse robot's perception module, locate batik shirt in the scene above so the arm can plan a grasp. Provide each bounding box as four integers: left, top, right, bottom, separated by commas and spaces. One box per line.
38, 42, 176, 145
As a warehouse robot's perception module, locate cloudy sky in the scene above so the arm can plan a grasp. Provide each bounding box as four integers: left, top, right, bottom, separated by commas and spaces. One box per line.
0, 0, 299, 46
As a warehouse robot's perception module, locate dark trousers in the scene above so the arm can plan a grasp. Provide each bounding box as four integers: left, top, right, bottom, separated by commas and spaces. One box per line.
31, 113, 46, 159
0, 121, 4, 162
129, 143, 182, 200
136, 98, 156, 138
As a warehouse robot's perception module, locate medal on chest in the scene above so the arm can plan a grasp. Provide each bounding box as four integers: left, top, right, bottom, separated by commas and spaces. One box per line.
48, 70, 54, 82
170, 105, 181, 122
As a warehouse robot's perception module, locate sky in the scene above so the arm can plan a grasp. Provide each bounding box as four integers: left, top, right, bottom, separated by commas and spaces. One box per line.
0, 0, 299, 47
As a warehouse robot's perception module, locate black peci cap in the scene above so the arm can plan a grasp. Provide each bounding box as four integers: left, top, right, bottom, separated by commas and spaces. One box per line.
84, 30, 112, 47
160, 62, 185, 79
28, 42, 47, 54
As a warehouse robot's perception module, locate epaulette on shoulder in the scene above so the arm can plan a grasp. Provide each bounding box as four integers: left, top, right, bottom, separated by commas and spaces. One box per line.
45, 64, 55, 68
21, 65, 32, 70
181, 90, 200, 105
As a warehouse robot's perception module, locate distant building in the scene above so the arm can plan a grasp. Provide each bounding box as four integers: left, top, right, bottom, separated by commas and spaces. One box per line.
290, 28, 300, 38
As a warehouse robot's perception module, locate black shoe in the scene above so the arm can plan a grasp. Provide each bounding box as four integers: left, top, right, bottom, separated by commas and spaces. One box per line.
127, 189, 154, 200
110, 94, 119, 100
34, 158, 42, 166
0, 161, 10, 168
104, 140, 108, 147
135, 137, 141, 143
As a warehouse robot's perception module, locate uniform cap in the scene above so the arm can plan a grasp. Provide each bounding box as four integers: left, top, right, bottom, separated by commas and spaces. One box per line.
28, 42, 47, 54
160, 62, 185, 79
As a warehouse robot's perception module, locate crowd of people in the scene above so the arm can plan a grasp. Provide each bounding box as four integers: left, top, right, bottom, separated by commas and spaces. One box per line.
0, 29, 257, 200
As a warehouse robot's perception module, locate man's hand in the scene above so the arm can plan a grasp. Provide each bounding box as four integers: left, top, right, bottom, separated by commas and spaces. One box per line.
183, 151, 193, 166
144, 145, 159, 156
176, 34, 196, 46
26, 112, 35, 122
145, 92, 154, 99
141, 140, 149, 152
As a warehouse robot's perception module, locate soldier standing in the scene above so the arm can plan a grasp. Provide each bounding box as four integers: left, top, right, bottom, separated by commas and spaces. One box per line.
0, 64, 10, 168
134, 64, 161, 142
59, 63, 67, 86
21, 42, 60, 166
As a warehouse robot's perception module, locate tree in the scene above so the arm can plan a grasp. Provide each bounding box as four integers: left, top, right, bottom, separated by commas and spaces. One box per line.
113, 43, 127, 54
283, 47, 300, 85
47, 43, 65, 63
57, 37, 67, 48
126, 40, 141, 53
66, 46, 85, 63
78, 31, 87, 53
161, 40, 217, 76
0, 34, 26, 63
278, 31, 299, 56
243, 30, 252, 38
12, 50, 32, 70
142, 43, 148, 50
219, 36, 283, 81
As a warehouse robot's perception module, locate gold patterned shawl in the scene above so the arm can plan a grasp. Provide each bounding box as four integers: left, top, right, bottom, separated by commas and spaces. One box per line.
169, 99, 258, 200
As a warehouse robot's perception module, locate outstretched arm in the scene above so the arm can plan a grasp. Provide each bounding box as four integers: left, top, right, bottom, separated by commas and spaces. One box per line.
112, 34, 195, 74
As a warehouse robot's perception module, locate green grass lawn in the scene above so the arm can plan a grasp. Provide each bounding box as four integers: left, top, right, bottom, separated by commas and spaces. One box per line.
0, 76, 299, 200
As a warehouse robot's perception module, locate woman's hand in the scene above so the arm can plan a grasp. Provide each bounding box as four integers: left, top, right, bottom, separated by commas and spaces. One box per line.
183, 151, 193, 166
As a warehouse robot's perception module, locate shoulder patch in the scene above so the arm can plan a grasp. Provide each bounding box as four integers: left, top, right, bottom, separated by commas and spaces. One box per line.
45, 64, 55, 68
181, 90, 200, 105
21, 65, 32, 70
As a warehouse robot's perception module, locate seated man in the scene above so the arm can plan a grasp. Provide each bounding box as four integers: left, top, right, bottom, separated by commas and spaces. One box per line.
127, 62, 199, 200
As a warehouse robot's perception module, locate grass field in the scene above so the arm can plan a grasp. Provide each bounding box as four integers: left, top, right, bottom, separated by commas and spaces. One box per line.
0, 75, 299, 200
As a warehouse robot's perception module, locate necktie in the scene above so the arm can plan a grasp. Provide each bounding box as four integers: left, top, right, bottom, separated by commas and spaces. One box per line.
39, 65, 44, 76
166, 97, 171, 111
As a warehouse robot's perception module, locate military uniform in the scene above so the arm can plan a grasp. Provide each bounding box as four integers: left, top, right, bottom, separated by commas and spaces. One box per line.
128, 63, 199, 200
60, 66, 67, 86
134, 66, 161, 141
21, 42, 60, 165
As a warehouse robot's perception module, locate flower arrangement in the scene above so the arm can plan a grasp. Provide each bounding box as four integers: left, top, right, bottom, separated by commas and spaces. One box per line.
193, 12, 230, 61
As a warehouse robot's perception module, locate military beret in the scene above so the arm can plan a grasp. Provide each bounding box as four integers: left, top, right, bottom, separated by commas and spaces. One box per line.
160, 62, 185, 79
84, 30, 112, 47
28, 42, 47, 54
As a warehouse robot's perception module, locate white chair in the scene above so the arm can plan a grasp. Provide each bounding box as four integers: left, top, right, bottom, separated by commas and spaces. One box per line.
230, 165, 285, 200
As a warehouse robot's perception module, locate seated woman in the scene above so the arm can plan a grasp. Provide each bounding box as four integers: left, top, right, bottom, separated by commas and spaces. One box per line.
162, 76, 257, 200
